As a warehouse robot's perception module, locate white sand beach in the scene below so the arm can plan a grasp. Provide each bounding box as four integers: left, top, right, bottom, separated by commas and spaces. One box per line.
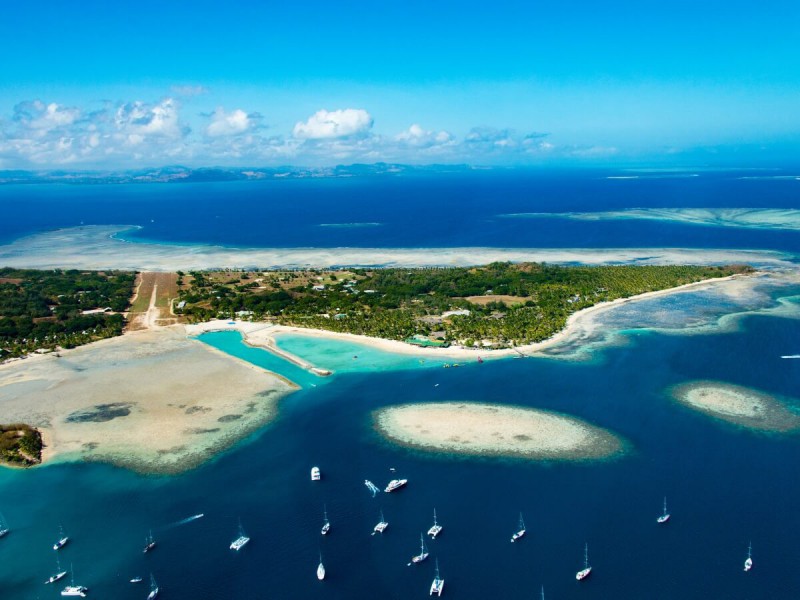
373, 402, 624, 459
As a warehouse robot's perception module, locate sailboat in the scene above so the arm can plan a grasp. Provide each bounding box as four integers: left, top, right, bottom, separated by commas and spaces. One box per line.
317, 552, 326, 581
0, 511, 9, 538
373, 509, 388, 534
575, 543, 592, 581
230, 520, 250, 551
510, 512, 526, 542
45, 555, 68, 584
429, 557, 445, 596
427, 508, 443, 539
410, 532, 430, 565
744, 542, 753, 572
147, 574, 160, 599
656, 497, 670, 524
60, 564, 88, 597
53, 524, 69, 550
321, 505, 331, 535
130, 576, 143, 584
143, 529, 156, 553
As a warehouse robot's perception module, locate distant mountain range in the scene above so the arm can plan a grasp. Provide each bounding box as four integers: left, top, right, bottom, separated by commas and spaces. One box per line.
0, 163, 477, 185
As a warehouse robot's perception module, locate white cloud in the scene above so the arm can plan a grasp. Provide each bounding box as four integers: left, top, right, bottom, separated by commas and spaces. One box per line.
114, 98, 186, 140
171, 84, 209, 97
206, 107, 253, 137
293, 108, 373, 140
395, 124, 453, 148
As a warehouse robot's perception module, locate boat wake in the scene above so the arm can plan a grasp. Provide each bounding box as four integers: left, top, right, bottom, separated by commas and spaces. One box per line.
170, 513, 205, 527
364, 480, 380, 497
781, 355, 800, 359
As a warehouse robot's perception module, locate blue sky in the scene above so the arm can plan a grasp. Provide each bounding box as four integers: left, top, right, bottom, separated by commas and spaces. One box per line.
1, 0, 798, 168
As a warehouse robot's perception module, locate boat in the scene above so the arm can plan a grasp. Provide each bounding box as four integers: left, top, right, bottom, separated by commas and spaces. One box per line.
61, 564, 88, 597
429, 557, 445, 596
321, 505, 331, 535
410, 533, 430, 565
427, 508, 443, 539
143, 529, 156, 553
384, 478, 408, 493
317, 552, 326, 581
0, 511, 9, 538
510, 512, 526, 542
147, 574, 160, 599
230, 520, 250, 551
575, 543, 592, 581
53, 525, 69, 550
130, 577, 143, 583
311, 466, 321, 481
373, 509, 388, 534
744, 542, 753, 572
656, 497, 670, 524
45, 556, 68, 585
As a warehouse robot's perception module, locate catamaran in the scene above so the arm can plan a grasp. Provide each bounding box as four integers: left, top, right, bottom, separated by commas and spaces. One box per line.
657, 497, 670, 524
53, 525, 69, 550
744, 542, 753, 572
510, 512, 526, 542
321, 505, 331, 535
0, 511, 9, 538
61, 564, 88, 597
143, 529, 156, 553
576, 543, 592, 581
373, 509, 388, 534
429, 557, 445, 596
311, 466, 321, 481
230, 520, 250, 551
427, 508, 443, 539
45, 556, 68, 585
384, 478, 408, 493
410, 533, 430, 565
147, 574, 160, 599
317, 552, 326, 581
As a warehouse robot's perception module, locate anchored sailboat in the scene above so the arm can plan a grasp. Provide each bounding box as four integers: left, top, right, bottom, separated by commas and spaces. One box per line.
427, 508, 443, 539
510, 512, 526, 542
321, 505, 330, 535
147, 574, 160, 600
143, 529, 156, 553
0, 511, 9, 538
744, 542, 753, 572
53, 524, 69, 551
409, 533, 430, 565
429, 557, 445, 596
230, 520, 250, 551
45, 555, 67, 585
317, 552, 326, 581
656, 497, 670, 524
60, 564, 88, 597
373, 509, 388, 534
576, 543, 592, 581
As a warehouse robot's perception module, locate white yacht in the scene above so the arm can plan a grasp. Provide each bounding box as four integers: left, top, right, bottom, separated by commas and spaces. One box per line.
0, 511, 9, 537
510, 513, 526, 542
410, 533, 430, 564
147, 574, 159, 600
311, 466, 321, 481
61, 565, 88, 597
45, 555, 68, 585
744, 542, 753, 572
130, 577, 143, 584
373, 509, 388, 534
427, 508, 443, 539
317, 553, 326, 581
429, 558, 445, 596
321, 505, 331, 535
384, 478, 407, 493
576, 543, 592, 581
657, 497, 670, 524
230, 521, 250, 551
53, 525, 69, 551
143, 529, 156, 553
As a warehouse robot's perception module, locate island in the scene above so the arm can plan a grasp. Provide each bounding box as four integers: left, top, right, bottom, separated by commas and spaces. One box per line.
373, 402, 624, 460
0, 423, 42, 466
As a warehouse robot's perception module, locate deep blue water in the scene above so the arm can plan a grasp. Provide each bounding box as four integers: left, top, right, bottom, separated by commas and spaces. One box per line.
1, 171, 800, 598
1, 170, 800, 251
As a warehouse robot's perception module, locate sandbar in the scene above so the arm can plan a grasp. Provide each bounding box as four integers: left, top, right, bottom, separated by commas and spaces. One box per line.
373, 402, 624, 460
0, 326, 297, 474
671, 381, 800, 432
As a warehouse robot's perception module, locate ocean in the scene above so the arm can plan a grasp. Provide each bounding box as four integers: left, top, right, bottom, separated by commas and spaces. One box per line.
1, 169, 799, 599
